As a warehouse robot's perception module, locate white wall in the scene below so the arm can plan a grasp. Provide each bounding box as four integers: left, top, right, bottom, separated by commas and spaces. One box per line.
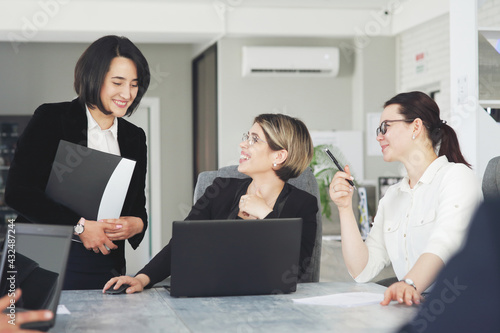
392, 0, 449, 35
396, 14, 451, 119
478, 0, 500, 27
137, 43, 194, 245
449, 0, 500, 177
355, 37, 401, 181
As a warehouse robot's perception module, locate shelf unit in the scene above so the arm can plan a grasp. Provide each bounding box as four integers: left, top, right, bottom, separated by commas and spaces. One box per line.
0, 116, 31, 224
478, 28, 500, 123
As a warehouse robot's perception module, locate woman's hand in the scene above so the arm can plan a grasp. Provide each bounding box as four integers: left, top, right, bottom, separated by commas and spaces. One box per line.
101, 217, 144, 241
381, 281, 423, 306
78, 220, 118, 255
102, 274, 150, 294
0, 289, 53, 332
239, 190, 273, 219
328, 165, 355, 209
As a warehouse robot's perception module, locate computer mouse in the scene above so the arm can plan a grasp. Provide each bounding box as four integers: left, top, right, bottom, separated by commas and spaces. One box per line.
105, 283, 131, 294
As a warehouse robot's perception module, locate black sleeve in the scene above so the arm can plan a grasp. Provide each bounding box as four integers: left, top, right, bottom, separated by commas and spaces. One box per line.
266, 190, 318, 282
296, 194, 318, 281
125, 128, 148, 249
136, 177, 238, 286
4, 105, 81, 225
185, 177, 236, 220
137, 240, 172, 288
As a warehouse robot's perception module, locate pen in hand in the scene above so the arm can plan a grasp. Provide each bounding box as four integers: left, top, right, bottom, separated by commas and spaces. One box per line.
323, 148, 356, 188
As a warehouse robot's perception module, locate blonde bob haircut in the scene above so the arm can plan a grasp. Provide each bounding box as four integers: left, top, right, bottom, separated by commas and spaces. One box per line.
254, 113, 313, 182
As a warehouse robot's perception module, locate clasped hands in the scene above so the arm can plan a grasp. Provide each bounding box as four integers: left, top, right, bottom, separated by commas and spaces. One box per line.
79, 216, 143, 255
238, 190, 273, 220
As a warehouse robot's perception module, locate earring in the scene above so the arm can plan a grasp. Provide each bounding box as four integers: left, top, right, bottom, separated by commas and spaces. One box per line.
273, 163, 277, 167
412, 134, 416, 140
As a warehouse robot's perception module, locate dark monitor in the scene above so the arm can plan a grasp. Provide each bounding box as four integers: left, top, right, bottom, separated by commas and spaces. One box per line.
170, 218, 302, 297
0, 223, 73, 331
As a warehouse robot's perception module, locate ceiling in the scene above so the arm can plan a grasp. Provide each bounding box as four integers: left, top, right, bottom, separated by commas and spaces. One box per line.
100, 0, 393, 10
0, 0, 445, 44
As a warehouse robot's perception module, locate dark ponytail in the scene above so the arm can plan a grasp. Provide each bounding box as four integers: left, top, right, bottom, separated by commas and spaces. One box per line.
384, 91, 471, 168
437, 123, 471, 168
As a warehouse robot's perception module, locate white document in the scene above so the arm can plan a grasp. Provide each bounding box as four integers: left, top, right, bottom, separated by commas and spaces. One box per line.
293, 292, 384, 307
97, 158, 136, 220
57, 304, 71, 315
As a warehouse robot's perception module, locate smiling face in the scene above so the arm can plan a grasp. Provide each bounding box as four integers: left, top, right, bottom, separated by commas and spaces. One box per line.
376, 104, 414, 162
99, 56, 139, 118
238, 123, 276, 178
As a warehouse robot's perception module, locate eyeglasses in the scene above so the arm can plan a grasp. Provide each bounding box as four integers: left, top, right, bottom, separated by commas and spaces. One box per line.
376, 119, 415, 136
242, 133, 267, 145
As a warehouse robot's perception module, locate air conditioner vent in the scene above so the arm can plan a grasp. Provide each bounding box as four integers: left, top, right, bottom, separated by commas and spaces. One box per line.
242, 46, 339, 77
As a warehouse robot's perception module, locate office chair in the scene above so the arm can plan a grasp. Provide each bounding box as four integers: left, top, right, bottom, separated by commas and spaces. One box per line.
483, 156, 500, 200
193, 165, 322, 283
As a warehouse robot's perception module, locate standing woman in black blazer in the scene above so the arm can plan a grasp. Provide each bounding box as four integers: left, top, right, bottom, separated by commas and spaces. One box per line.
5, 35, 150, 290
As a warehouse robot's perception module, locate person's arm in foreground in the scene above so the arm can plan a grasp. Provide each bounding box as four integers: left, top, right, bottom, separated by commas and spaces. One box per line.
0, 289, 53, 333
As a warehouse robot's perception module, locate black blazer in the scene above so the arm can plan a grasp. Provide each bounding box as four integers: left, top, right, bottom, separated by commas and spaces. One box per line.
139, 177, 318, 286
5, 99, 148, 287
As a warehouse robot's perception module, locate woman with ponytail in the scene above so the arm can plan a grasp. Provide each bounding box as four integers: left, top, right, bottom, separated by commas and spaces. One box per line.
329, 91, 482, 306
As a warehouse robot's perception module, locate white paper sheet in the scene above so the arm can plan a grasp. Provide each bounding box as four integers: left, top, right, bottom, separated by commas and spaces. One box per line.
57, 304, 71, 315
293, 292, 384, 307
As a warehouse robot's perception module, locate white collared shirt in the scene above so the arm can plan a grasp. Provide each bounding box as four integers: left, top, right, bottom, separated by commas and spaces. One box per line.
355, 156, 483, 283
86, 106, 121, 156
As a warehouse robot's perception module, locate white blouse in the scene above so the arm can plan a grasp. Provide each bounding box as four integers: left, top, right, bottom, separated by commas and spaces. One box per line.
86, 106, 120, 156
355, 156, 483, 283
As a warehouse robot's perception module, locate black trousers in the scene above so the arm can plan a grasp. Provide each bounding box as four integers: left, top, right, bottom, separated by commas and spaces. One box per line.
63, 240, 126, 290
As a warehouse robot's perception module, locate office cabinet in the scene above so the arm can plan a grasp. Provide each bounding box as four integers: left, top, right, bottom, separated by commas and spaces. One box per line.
0, 116, 30, 224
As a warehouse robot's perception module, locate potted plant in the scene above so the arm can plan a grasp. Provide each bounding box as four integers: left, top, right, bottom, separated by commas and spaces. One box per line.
309, 144, 361, 235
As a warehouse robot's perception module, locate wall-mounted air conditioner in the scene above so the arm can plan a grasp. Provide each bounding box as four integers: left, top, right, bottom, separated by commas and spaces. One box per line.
242, 46, 339, 77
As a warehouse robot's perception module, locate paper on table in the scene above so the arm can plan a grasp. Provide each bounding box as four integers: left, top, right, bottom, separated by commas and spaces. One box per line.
57, 304, 71, 315
293, 292, 384, 307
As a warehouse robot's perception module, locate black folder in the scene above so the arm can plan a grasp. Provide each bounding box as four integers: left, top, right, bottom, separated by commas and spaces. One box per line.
45, 140, 136, 221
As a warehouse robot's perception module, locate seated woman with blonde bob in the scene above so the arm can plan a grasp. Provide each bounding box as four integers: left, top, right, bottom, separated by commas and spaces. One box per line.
103, 113, 318, 294
329, 91, 482, 306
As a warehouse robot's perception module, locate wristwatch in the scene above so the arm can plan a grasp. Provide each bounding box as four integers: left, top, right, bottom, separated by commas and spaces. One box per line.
74, 218, 85, 235
402, 278, 417, 290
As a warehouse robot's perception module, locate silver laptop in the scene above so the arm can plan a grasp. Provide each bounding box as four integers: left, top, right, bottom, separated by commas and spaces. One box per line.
170, 218, 302, 297
0, 223, 73, 331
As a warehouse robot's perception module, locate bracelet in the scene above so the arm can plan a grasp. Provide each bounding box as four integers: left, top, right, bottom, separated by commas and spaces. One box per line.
401, 278, 417, 290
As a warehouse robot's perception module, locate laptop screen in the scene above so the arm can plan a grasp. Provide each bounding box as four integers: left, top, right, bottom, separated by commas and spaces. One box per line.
0, 223, 73, 331
170, 218, 302, 298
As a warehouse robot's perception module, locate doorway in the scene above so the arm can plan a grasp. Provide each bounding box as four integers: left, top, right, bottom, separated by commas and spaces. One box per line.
125, 97, 161, 274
